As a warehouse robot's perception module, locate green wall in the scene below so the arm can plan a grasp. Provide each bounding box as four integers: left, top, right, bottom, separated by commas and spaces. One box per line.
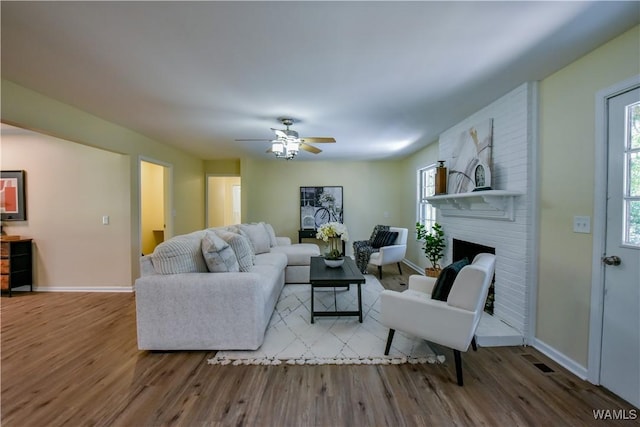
240, 158, 407, 255
537, 25, 640, 367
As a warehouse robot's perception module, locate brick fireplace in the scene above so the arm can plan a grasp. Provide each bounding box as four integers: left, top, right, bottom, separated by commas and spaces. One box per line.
435, 82, 537, 344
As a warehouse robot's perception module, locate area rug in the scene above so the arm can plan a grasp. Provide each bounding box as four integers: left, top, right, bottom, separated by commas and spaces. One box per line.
208, 276, 445, 366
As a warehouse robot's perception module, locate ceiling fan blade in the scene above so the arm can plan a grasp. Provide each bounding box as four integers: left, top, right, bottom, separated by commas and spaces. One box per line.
300, 137, 336, 143
300, 143, 322, 154
235, 138, 272, 142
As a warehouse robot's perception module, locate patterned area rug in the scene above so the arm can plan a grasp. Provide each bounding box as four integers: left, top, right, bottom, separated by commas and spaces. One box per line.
208, 276, 445, 366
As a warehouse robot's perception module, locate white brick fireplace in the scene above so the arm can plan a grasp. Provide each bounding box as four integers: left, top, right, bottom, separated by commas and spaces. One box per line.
434, 82, 537, 344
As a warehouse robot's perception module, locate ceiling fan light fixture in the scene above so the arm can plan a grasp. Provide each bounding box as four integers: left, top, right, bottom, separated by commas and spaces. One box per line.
287, 141, 300, 154
271, 141, 285, 156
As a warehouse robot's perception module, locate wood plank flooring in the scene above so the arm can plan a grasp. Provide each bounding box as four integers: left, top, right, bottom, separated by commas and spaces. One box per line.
1, 263, 636, 426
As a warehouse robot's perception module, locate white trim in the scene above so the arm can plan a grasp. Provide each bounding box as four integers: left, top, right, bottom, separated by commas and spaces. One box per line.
426, 190, 521, 221
527, 81, 540, 346
533, 338, 588, 380
33, 286, 134, 293
588, 74, 640, 385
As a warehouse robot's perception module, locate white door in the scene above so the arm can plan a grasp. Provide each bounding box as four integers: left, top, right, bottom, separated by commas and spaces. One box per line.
600, 87, 640, 407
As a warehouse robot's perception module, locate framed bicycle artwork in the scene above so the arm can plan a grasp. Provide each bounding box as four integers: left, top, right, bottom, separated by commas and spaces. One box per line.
299, 186, 343, 229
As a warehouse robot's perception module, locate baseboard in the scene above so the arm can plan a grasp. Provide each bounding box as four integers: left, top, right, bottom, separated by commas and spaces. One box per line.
402, 259, 423, 275
533, 337, 588, 380
33, 286, 134, 293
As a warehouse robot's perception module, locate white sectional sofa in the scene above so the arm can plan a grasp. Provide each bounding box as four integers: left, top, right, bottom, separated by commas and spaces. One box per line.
134, 222, 320, 351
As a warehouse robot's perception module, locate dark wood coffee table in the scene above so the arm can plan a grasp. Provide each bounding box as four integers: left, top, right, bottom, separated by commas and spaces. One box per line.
309, 256, 366, 323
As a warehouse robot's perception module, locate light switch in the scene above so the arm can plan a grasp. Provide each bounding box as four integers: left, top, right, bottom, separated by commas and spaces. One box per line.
573, 216, 590, 234
102, 215, 110, 225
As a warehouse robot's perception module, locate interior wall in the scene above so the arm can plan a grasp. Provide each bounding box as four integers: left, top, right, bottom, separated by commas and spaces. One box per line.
1, 127, 131, 288
537, 25, 639, 368
241, 158, 405, 256
399, 141, 440, 269
1, 79, 205, 282
207, 176, 241, 227
141, 161, 165, 255
204, 159, 241, 176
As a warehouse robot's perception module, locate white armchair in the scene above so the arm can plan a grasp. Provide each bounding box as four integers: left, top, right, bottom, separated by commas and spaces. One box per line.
380, 253, 496, 386
368, 227, 408, 279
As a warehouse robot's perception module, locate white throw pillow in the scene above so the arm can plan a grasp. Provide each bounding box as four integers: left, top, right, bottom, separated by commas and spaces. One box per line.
201, 231, 240, 273
214, 230, 255, 272
238, 223, 271, 254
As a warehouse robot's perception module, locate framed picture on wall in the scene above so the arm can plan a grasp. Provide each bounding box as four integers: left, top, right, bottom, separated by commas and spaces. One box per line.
1, 170, 27, 221
300, 186, 343, 229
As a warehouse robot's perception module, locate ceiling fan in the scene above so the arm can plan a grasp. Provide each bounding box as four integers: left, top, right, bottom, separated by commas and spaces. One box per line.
235, 118, 336, 159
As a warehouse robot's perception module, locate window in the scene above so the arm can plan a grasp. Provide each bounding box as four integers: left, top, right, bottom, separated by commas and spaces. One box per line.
418, 165, 437, 230
625, 101, 640, 246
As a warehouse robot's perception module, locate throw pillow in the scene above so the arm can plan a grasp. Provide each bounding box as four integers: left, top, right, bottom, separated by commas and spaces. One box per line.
262, 222, 278, 247
431, 257, 470, 302
238, 223, 271, 254
151, 232, 209, 274
371, 230, 399, 248
201, 231, 240, 273
214, 230, 255, 272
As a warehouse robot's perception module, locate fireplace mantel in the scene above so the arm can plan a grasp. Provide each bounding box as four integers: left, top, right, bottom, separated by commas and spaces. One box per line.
426, 190, 521, 221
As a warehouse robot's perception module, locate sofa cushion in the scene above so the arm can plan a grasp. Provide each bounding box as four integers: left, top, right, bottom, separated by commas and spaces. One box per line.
371, 230, 399, 248
201, 231, 240, 273
238, 223, 272, 254
431, 257, 469, 301
151, 231, 208, 274
254, 252, 288, 271
270, 243, 320, 266
214, 230, 255, 272
262, 222, 278, 247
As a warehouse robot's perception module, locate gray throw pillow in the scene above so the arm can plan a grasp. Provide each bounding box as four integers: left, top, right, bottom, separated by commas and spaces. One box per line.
238, 223, 271, 254
201, 231, 240, 273
151, 232, 209, 274
214, 230, 255, 272
262, 222, 278, 247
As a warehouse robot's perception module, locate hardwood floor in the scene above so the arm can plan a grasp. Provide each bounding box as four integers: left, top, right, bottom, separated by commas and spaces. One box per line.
1, 264, 635, 426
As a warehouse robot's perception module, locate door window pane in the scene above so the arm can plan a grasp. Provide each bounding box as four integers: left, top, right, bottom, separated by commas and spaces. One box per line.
624, 101, 640, 246
631, 102, 640, 150
631, 152, 640, 197
626, 200, 640, 246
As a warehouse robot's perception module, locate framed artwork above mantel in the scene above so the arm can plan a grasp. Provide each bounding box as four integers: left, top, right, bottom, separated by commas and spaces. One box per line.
300, 186, 343, 229
1, 170, 26, 221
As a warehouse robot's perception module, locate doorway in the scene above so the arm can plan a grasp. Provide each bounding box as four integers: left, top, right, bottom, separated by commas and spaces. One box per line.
140, 159, 172, 255
206, 175, 241, 228
589, 77, 640, 408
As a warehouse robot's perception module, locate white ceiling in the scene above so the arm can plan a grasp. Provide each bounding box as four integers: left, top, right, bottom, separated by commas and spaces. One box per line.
2, 1, 638, 161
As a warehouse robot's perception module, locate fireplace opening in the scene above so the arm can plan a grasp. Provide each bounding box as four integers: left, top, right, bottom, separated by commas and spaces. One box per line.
452, 239, 496, 315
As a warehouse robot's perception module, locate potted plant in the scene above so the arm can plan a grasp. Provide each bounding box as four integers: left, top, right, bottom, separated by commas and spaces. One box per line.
415, 222, 445, 277
316, 222, 349, 267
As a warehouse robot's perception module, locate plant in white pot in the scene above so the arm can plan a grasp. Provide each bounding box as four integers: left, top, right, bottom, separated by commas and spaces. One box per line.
415, 222, 445, 277
316, 222, 349, 267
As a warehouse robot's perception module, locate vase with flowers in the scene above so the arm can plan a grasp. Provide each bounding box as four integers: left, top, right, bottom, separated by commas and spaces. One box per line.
316, 221, 349, 268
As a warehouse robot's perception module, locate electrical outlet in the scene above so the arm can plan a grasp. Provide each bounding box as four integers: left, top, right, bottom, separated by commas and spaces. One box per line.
102, 215, 110, 225
573, 216, 590, 234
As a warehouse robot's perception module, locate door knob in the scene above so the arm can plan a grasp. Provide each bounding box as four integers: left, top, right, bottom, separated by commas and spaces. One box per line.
602, 255, 622, 266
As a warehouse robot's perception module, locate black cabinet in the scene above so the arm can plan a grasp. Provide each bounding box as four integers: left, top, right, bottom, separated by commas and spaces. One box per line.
1, 238, 33, 297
